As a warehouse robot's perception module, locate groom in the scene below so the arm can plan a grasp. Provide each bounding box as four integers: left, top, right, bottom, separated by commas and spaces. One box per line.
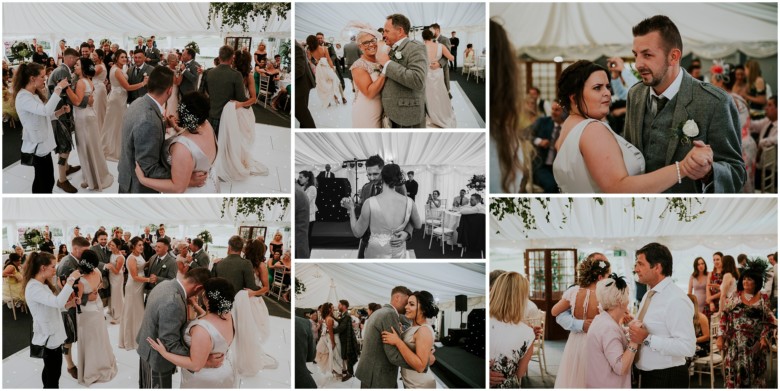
623, 15, 745, 192
376, 14, 428, 128
118, 67, 207, 193
355, 286, 414, 388
199, 45, 248, 136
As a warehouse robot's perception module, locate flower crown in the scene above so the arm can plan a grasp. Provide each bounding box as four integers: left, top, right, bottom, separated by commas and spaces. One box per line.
177, 103, 199, 132
207, 290, 233, 316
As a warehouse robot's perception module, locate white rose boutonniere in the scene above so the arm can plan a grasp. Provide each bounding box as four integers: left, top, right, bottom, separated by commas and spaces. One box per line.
672, 119, 699, 145
394, 51, 403, 60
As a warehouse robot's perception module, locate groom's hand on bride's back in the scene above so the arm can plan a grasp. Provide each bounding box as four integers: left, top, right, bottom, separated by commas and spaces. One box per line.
189, 171, 208, 188
204, 353, 225, 368
390, 231, 409, 247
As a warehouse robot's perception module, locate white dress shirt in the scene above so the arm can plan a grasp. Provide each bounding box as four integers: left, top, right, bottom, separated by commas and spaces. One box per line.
635, 276, 696, 371
26, 279, 75, 348
16, 89, 62, 156
649, 68, 684, 101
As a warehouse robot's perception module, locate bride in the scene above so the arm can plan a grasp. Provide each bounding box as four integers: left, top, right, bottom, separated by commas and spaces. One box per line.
215, 50, 269, 182
315, 302, 344, 379
347, 23, 386, 128
344, 164, 422, 258
135, 91, 219, 193
307, 35, 347, 107
381, 290, 438, 388
553, 60, 713, 193
147, 277, 237, 388
422, 29, 456, 128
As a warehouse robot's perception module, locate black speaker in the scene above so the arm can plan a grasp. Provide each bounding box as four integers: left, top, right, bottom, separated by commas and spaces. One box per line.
455, 295, 467, 312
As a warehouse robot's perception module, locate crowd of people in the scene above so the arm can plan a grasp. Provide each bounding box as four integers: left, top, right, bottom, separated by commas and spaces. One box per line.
488, 244, 777, 388
296, 287, 439, 388
5, 224, 291, 388
490, 14, 776, 194
295, 14, 473, 129
4, 34, 286, 193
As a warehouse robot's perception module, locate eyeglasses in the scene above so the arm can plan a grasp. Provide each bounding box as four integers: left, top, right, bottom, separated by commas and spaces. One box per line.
361, 38, 378, 46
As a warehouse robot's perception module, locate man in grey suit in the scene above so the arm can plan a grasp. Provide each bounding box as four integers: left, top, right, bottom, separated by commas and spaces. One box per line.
355, 286, 413, 388
127, 51, 154, 104
199, 45, 248, 136
344, 36, 362, 93
143, 38, 161, 67
88, 230, 111, 305
47, 48, 85, 193
178, 47, 201, 97
188, 238, 210, 269
295, 316, 317, 388
211, 235, 261, 294
623, 15, 745, 193
136, 268, 219, 388
143, 237, 177, 297
377, 14, 428, 128
56, 236, 91, 379
431, 23, 451, 96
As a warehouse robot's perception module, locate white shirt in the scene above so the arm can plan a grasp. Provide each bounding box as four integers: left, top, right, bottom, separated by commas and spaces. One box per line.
26, 279, 75, 348
16, 89, 62, 155
635, 276, 696, 371
650, 68, 684, 101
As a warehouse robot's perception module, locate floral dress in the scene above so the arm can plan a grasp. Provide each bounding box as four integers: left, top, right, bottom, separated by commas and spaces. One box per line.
719, 292, 777, 388
490, 317, 535, 388
704, 270, 723, 318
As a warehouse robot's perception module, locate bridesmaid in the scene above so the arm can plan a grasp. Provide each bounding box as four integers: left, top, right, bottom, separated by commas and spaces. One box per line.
688, 257, 709, 314
65, 57, 113, 190
90, 50, 108, 130
165, 53, 182, 122
106, 238, 125, 324
101, 49, 146, 161
119, 237, 150, 350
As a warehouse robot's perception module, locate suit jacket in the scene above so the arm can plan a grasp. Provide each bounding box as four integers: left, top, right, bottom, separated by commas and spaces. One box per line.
325, 42, 338, 63
89, 244, 111, 289
179, 60, 201, 96
295, 316, 317, 388
201, 64, 248, 121
191, 249, 210, 269
295, 186, 311, 259
136, 279, 189, 372
56, 254, 79, 283
450, 37, 460, 50
134, 44, 145, 53
317, 171, 335, 179
295, 42, 315, 92
47, 64, 88, 128
126, 63, 154, 104
144, 46, 161, 67
436, 35, 451, 68
344, 42, 361, 66
405, 179, 418, 200
531, 116, 555, 165
382, 38, 428, 126
145, 252, 177, 293
211, 254, 259, 293
140, 233, 155, 259
623, 70, 745, 193
118, 95, 171, 193
354, 305, 410, 387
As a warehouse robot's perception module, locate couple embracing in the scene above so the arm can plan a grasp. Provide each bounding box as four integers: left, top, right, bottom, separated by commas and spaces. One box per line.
553, 15, 745, 193
357, 286, 439, 388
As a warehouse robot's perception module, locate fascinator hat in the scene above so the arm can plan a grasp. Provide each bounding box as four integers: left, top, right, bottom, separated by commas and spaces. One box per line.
343, 21, 382, 42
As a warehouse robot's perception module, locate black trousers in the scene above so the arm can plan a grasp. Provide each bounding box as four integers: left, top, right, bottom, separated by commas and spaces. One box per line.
42, 346, 62, 388
32, 153, 54, 193
450, 49, 458, 69
295, 87, 316, 128
639, 364, 689, 388
391, 120, 425, 129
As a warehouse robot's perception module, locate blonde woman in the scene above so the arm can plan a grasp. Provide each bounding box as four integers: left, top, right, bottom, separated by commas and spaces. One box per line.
489, 272, 535, 388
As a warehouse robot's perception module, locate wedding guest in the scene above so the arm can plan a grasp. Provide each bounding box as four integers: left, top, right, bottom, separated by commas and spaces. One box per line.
551, 253, 611, 387
79, 43, 90, 59
119, 237, 149, 350
750, 96, 778, 151
90, 50, 108, 130
531, 102, 565, 193
452, 189, 469, 208
102, 49, 147, 161
254, 42, 268, 67
32, 45, 49, 65
718, 255, 740, 311
489, 272, 535, 388
737, 253, 748, 270
687, 294, 710, 359
3, 254, 25, 305
463, 44, 475, 68
165, 53, 182, 120
629, 243, 695, 388
143, 38, 161, 67
14, 62, 72, 193
528, 86, 551, 117
705, 251, 725, 317
460, 194, 486, 215
688, 257, 709, 313
296, 314, 318, 388
189, 238, 210, 270
489, 19, 534, 193
55, 39, 66, 66
23, 252, 81, 388
718, 259, 777, 388
295, 41, 316, 128
106, 238, 125, 325
269, 231, 285, 258
405, 171, 418, 201
57, 244, 69, 263
426, 190, 442, 209
743, 59, 767, 113
39, 231, 55, 254
295, 185, 311, 259
585, 274, 637, 388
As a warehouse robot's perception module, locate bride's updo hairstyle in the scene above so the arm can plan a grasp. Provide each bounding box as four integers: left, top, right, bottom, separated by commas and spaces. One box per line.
178, 92, 210, 134
557, 60, 609, 119
78, 249, 100, 274
78, 58, 96, 78
305, 35, 319, 51
381, 163, 405, 188
234, 50, 252, 78
421, 29, 434, 42
411, 290, 439, 319
577, 252, 611, 287
204, 277, 235, 319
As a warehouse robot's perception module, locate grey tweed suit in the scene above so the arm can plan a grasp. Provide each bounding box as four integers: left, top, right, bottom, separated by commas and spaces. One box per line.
136, 279, 189, 374
117, 95, 171, 193
126, 63, 154, 104
382, 38, 428, 128
211, 254, 259, 293
354, 304, 411, 388
144, 252, 177, 295
178, 60, 201, 97
191, 249, 210, 270
436, 34, 451, 92
623, 69, 745, 193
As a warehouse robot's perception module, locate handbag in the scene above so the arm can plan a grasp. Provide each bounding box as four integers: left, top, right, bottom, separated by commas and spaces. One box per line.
20, 145, 38, 166
30, 335, 51, 359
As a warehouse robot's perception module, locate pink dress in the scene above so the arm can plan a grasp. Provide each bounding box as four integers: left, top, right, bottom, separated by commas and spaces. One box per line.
585, 312, 631, 388
554, 286, 591, 388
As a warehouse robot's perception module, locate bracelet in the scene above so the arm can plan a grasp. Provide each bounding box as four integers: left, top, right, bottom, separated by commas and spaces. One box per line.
627, 345, 638, 353
674, 161, 682, 184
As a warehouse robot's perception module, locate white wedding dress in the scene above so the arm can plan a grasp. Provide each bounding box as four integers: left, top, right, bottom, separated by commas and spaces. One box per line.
364, 196, 414, 259
315, 58, 343, 108
215, 102, 269, 182
180, 318, 237, 388
230, 283, 277, 377
425, 43, 456, 128
315, 319, 343, 375
350, 58, 383, 128
165, 134, 219, 193
553, 118, 645, 193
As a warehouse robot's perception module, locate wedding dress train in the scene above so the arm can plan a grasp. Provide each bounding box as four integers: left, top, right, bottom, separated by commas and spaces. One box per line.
215, 102, 269, 182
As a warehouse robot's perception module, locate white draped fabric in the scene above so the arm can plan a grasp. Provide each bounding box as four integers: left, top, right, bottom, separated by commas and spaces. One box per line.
296, 263, 485, 331
295, 2, 486, 55
295, 132, 485, 219
491, 3, 777, 60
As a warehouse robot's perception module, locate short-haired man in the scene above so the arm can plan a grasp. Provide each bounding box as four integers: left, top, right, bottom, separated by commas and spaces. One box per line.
126, 50, 153, 104
629, 242, 695, 388
333, 299, 359, 380
211, 235, 262, 295
57, 236, 93, 378
178, 47, 201, 96
48, 47, 85, 193
199, 45, 248, 134
453, 189, 469, 208
459, 194, 485, 215
405, 171, 418, 201
189, 238, 210, 269
449, 31, 459, 71
144, 237, 177, 296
